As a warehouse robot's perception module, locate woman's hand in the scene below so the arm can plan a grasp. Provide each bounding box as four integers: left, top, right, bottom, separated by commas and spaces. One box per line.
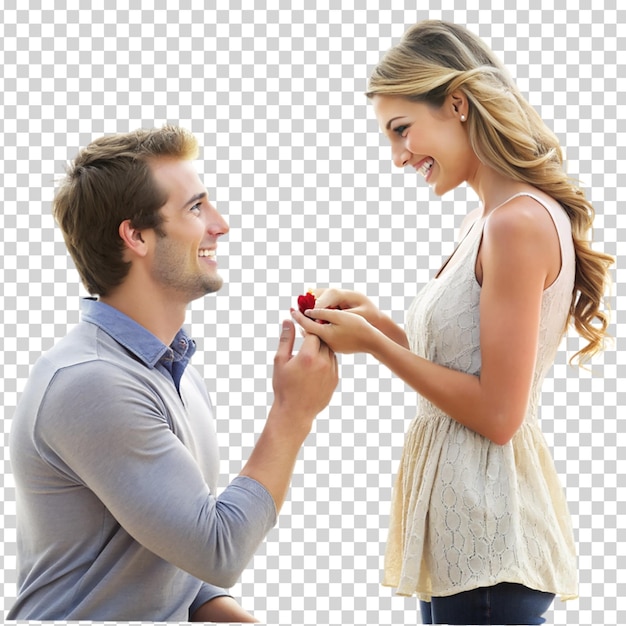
290, 306, 383, 355
307, 287, 409, 349
310, 288, 381, 326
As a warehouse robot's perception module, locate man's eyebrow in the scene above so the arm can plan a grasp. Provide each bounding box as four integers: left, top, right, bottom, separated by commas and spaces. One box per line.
182, 191, 207, 209
386, 116, 404, 130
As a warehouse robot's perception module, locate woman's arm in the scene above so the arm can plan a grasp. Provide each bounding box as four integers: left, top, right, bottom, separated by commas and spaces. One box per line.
294, 198, 560, 445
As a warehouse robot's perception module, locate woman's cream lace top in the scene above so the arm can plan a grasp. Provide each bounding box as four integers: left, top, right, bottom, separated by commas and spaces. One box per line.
383, 193, 578, 602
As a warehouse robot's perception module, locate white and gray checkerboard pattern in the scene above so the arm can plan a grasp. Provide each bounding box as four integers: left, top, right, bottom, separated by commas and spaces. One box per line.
1, 1, 623, 624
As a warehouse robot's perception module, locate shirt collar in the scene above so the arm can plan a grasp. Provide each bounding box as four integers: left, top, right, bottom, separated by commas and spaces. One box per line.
80, 298, 196, 369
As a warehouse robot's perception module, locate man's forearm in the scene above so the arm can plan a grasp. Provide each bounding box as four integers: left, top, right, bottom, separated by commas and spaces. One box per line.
238, 406, 311, 512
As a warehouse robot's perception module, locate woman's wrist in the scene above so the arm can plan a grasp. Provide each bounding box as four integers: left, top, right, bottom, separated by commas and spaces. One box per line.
372, 311, 409, 348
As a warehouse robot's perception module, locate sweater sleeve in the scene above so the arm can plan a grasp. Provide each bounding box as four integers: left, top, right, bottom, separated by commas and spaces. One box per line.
36, 359, 277, 589
189, 582, 231, 616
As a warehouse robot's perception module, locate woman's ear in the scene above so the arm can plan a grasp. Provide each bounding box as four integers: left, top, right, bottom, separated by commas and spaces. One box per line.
449, 91, 469, 121
118, 219, 149, 258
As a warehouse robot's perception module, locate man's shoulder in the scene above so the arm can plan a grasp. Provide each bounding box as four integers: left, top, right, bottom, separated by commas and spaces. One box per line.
40, 321, 101, 369
28, 321, 158, 397
16, 322, 172, 435
41, 320, 149, 371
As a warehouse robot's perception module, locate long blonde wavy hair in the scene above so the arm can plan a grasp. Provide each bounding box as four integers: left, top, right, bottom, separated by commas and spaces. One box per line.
366, 20, 613, 364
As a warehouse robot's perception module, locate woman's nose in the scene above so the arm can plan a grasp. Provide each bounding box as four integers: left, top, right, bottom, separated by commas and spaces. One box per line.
393, 147, 412, 168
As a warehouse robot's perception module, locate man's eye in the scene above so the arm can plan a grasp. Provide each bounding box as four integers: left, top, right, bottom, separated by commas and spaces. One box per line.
190, 202, 201, 213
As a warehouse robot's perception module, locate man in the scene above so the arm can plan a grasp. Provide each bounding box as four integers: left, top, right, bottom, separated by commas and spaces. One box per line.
8, 126, 338, 622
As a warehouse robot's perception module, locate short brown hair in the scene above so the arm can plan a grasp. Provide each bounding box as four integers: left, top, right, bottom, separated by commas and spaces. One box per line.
53, 125, 199, 296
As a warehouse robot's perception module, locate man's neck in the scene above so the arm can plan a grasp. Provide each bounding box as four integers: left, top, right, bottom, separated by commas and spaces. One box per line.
100, 287, 187, 347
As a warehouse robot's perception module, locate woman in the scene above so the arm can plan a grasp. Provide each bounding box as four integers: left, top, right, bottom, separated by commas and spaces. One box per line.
291, 20, 613, 625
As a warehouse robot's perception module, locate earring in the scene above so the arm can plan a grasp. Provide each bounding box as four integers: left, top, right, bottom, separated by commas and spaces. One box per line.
460, 114, 466, 122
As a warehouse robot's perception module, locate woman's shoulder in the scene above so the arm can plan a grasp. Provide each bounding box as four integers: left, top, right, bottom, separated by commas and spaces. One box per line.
480, 190, 565, 288
484, 192, 560, 248
489, 187, 565, 221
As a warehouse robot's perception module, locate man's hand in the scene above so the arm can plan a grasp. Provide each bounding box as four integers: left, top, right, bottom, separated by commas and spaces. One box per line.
271, 319, 338, 430
238, 320, 338, 511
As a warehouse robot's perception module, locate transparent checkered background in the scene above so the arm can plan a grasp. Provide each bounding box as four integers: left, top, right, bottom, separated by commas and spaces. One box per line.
1, 1, 623, 624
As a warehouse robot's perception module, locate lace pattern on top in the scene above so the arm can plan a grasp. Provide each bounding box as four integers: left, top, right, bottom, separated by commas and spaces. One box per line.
383, 193, 578, 601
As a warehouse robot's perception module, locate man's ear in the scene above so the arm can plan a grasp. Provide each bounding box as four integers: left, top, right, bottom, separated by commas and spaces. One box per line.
118, 219, 149, 258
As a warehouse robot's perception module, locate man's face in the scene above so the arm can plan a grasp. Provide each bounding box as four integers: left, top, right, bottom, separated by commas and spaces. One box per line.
147, 158, 229, 303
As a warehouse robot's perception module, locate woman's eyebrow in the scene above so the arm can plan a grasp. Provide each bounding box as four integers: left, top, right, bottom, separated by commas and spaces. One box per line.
386, 116, 404, 130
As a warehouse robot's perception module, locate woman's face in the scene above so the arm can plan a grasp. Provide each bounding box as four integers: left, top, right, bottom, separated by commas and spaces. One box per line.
372, 94, 480, 197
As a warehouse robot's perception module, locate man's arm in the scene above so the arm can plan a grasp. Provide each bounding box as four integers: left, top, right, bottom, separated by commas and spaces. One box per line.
36, 321, 337, 589
239, 320, 338, 511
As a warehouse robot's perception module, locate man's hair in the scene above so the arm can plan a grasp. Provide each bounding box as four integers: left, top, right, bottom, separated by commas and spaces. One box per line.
53, 125, 198, 296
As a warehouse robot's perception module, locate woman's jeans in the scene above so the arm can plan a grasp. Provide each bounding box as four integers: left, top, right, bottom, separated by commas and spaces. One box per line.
419, 582, 555, 625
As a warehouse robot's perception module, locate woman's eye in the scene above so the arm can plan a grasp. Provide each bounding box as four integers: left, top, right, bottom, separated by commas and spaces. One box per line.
394, 125, 409, 137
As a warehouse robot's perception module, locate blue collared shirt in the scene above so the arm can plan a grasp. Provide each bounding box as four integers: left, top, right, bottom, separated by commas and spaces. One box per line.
81, 297, 196, 392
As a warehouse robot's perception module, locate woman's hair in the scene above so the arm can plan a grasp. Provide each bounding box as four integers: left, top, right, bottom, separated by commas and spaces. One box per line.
366, 20, 613, 364
53, 125, 198, 297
